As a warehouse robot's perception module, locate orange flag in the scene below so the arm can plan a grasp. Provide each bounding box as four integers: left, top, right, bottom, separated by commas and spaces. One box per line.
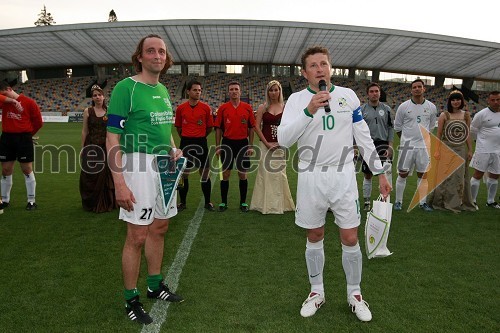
407, 125, 465, 211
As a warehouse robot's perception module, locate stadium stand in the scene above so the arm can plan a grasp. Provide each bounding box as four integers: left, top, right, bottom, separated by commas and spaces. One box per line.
15, 76, 95, 114
11, 74, 489, 115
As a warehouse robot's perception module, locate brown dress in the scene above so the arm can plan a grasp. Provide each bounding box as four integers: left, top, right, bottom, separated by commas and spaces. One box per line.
431, 111, 476, 213
79, 107, 117, 213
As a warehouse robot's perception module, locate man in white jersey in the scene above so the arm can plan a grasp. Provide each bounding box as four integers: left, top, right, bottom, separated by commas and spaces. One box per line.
278, 46, 391, 322
106, 34, 184, 325
393, 79, 437, 212
469, 91, 500, 209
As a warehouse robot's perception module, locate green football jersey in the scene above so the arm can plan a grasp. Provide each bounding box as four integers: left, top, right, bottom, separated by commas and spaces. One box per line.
107, 77, 174, 154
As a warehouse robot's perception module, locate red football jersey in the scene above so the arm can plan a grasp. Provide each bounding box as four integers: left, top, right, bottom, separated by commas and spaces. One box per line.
1, 94, 43, 135
175, 101, 213, 138
215, 102, 255, 140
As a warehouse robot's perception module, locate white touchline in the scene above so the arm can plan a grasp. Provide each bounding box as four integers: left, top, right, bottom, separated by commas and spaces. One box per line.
141, 174, 216, 333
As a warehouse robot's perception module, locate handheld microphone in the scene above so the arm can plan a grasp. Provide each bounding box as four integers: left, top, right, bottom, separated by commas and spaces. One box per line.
318, 80, 331, 113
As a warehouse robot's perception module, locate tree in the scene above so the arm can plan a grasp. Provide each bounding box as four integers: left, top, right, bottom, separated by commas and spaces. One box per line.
108, 10, 117, 22
34, 5, 56, 26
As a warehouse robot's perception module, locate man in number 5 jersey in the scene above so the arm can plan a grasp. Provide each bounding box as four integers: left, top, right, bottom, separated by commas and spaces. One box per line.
278, 46, 391, 322
393, 79, 437, 212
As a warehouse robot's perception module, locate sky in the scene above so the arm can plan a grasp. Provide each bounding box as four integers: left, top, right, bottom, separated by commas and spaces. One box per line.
1, 0, 499, 43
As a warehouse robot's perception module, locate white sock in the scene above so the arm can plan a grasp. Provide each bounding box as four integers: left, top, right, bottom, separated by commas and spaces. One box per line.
25, 172, 36, 203
395, 175, 406, 203
305, 239, 324, 295
470, 177, 480, 202
417, 177, 429, 205
363, 178, 372, 201
1, 175, 13, 203
342, 242, 362, 299
486, 178, 498, 204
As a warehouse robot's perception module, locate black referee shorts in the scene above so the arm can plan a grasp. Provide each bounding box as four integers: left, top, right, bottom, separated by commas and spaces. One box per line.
220, 138, 250, 172
0, 132, 35, 163
180, 137, 209, 170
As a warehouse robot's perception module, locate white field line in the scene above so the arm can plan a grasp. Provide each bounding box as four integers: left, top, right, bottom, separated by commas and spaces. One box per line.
141, 175, 216, 333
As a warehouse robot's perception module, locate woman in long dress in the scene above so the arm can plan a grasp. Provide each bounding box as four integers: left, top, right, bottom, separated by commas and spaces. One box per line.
250, 80, 295, 214
79, 85, 117, 213
432, 90, 476, 212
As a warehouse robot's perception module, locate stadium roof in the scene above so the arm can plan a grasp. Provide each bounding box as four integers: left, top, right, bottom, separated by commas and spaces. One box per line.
0, 19, 499, 81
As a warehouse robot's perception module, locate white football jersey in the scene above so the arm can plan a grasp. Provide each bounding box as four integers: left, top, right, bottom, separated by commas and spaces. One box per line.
470, 107, 500, 153
278, 85, 383, 173
394, 99, 437, 149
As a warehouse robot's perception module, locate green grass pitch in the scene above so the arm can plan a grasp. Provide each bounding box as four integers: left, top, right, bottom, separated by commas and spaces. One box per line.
0, 123, 498, 332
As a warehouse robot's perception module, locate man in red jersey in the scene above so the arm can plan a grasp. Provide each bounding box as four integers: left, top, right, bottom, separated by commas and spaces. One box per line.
175, 80, 215, 211
0, 94, 24, 112
215, 81, 256, 212
0, 81, 43, 210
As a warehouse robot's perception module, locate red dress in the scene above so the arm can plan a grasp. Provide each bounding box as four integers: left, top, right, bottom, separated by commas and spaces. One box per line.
261, 112, 281, 143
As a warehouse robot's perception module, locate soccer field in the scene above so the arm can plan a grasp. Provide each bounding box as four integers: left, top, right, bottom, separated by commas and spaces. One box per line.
0, 123, 498, 332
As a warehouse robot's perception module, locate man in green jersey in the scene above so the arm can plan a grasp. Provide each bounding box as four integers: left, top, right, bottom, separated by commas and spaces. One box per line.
106, 34, 184, 325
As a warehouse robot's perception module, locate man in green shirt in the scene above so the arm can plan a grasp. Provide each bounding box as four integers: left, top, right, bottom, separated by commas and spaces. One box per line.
106, 34, 183, 325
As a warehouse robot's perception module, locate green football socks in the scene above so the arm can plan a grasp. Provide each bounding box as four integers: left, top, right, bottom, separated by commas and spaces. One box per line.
124, 288, 140, 302
147, 274, 163, 292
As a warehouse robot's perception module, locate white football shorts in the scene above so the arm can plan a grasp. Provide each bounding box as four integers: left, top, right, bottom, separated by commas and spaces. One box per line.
118, 152, 177, 225
469, 152, 500, 174
397, 147, 430, 173
295, 161, 361, 230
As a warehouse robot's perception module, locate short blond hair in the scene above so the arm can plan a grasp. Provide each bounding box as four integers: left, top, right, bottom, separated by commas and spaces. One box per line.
300, 46, 331, 69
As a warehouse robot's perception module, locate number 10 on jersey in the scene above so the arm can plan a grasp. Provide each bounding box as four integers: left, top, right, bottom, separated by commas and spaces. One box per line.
322, 114, 335, 130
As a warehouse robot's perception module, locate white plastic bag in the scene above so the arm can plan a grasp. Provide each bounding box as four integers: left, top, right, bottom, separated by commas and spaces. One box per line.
365, 195, 393, 259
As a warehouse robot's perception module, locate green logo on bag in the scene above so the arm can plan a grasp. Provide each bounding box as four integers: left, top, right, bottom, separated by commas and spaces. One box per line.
369, 235, 375, 244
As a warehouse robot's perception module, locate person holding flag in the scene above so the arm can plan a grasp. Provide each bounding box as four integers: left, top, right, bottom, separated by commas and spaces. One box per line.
106, 34, 184, 325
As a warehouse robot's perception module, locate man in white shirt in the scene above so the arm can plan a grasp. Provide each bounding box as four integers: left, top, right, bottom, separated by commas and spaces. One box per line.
393, 79, 437, 212
278, 46, 391, 322
469, 91, 500, 209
